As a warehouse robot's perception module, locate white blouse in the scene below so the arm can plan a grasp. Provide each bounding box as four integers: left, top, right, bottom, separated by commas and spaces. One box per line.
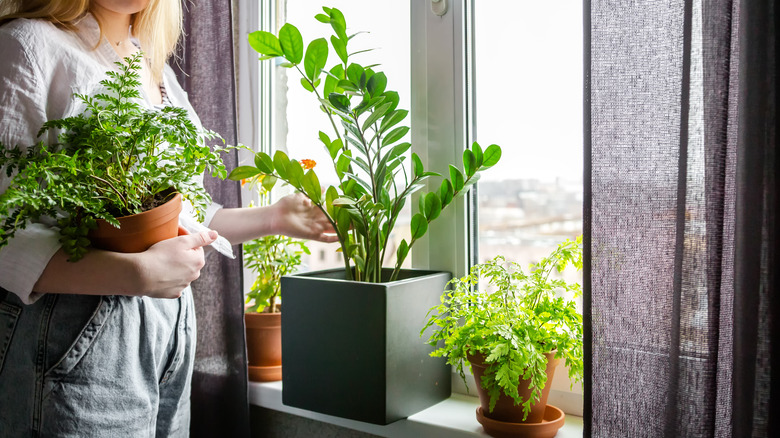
0, 13, 228, 304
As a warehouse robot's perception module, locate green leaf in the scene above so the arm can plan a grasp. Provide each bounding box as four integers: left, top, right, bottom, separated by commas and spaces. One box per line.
411, 153, 424, 177
336, 152, 351, 179
396, 239, 410, 264
471, 142, 484, 167
463, 149, 477, 178
248, 31, 283, 57
304, 38, 328, 81
366, 72, 387, 97
361, 102, 392, 132
424, 192, 442, 221
354, 95, 385, 116
410, 213, 428, 240
382, 91, 400, 112
335, 206, 351, 236
325, 185, 339, 216
300, 78, 315, 92
254, 152, 274, 174
332, 197, 356, 206
328, 8, 348, 41
328, 93, 351, 113
328, 139, 344, 160
359, 71, 367, 91
379, 109, 408, 133
228, 166, 261, 181
273, 150, 290, 180
261, 175, 277, 192
382, 126, 409, 147
439, 179, 454, 207
482, 144, 502, 168
287, 159, 305, 189
331, 35, 348, 64
449, 165, 464, 192
323, 64, 345, 96
303, 169, 321, 203
346, 63, 364, 85
279, 24, 304, 64
315, 13, 330, 23
337, 79, 359, 92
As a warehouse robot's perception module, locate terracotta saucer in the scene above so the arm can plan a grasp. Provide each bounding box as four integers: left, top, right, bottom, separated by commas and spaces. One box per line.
248, 364, 282, 382
476, 404, 565, 438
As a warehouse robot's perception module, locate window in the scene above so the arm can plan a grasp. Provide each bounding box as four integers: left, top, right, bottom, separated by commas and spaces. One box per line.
409, 0, 584, 414
238, 0, 584, 416
473, 2, 583, 265
472, 0, 584, 415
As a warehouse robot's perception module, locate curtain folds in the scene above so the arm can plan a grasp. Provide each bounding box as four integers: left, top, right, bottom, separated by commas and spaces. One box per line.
173, 1, 250, 437
587, 0, 778, 436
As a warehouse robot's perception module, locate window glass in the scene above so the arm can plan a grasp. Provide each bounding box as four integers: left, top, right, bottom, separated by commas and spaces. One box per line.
474, 1, 583, 268
472, 0, 584, 412
277, 0, 411, 272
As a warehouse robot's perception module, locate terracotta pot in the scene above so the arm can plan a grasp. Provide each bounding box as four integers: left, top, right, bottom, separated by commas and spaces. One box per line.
468, 351, 560, 424
245, 312, 282, 382
89, 193, 182, 253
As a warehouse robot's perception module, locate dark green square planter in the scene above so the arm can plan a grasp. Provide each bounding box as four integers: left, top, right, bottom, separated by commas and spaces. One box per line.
280, 268, 452, 425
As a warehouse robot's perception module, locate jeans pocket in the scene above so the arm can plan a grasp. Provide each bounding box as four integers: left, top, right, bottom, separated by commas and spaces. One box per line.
44, 295, 114, 379
0, 300, 22, 375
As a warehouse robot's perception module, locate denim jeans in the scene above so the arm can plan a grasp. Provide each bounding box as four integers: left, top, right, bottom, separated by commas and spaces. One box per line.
0, 288, 195, 437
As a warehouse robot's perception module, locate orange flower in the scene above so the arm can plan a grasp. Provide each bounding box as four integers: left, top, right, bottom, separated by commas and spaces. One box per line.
241, 178, 249, 187
300, 159, 316, 170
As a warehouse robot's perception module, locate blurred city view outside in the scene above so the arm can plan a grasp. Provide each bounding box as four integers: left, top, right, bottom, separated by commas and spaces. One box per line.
276, 1, 583, 276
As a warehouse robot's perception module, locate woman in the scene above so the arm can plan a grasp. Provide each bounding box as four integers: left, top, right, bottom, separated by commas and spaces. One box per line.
0, 0, 336, 436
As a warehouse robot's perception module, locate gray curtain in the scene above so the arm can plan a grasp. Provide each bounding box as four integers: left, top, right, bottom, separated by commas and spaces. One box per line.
586, 0, 778, 436
173, 1, 250, 437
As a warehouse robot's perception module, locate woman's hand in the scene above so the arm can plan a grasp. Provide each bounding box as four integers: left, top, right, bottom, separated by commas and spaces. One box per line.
135, 227, 218, 298
268, 193, 338, 242
208, 192, 338, 245
33, 227, 218, 298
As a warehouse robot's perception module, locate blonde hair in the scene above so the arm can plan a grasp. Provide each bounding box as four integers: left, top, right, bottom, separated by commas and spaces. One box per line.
0, 0, 181, 84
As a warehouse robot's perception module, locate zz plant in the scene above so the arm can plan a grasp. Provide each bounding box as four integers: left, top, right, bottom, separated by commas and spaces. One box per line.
230, 6, 501, 282
0, 53, 229, 260
421, 237, 584, 420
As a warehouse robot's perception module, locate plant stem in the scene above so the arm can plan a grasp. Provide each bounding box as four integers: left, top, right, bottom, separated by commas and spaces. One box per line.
88, 174, 128, 209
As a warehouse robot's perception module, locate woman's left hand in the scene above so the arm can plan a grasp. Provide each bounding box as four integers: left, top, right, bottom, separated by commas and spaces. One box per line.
270, 192, 338, 243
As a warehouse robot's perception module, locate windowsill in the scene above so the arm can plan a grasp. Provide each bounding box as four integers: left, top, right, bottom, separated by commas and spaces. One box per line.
249, 381, 583, 437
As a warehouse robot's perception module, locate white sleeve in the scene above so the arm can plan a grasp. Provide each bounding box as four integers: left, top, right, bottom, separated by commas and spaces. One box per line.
0, 30, 61, 304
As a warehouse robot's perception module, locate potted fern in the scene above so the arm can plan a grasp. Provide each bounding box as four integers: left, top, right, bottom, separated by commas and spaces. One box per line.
242, 177, 309, 382
422, 237, 584, 437
0, 53, 230, 260
230, 6, 501, 424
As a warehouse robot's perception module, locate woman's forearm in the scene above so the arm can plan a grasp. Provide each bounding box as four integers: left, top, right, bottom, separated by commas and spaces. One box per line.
33, 229, 218, 298
33, 248, 145, 296
207, 205, 276, 245
207, 193, 338, 245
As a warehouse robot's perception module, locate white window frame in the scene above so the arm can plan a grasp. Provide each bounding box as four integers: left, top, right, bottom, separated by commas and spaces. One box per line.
235, 0, 276, 208
410, 0, 474, 279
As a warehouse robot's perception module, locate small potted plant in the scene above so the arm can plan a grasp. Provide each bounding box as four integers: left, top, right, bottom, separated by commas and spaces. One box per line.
422, 237, 583, 438
0, 52, 230, 260
229, 6, 502, 424
242, 176, 309, 382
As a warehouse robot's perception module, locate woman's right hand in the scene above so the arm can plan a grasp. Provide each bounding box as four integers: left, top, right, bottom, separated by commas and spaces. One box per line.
135, 227, 218, 298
